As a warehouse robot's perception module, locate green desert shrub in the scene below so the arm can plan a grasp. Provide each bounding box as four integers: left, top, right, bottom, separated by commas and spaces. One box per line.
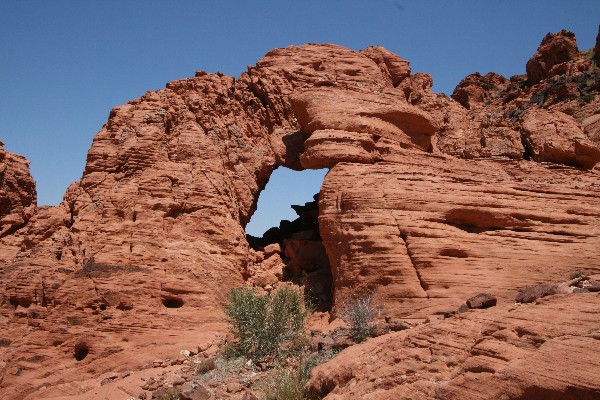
580, 92, 596, 103
225, 285, 311, 360
569, 271, 584, 280
337, 290, 380, 343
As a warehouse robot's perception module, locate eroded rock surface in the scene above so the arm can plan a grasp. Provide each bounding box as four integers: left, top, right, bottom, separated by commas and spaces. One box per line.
526, 29, 585, 85
320, 150, 600, 316
0, 28, 599, 399
0, 142, 36, 239
521, 108, 600, 168
308, 294, 600, 399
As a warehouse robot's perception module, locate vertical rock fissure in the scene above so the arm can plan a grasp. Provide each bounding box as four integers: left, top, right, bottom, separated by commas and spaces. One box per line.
520, 134, 533, 161
383, 193, 429, 297
399, 232, 429, 296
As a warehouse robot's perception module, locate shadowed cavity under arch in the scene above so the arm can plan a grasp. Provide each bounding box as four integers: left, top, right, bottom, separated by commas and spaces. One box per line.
244, 167, 332, 311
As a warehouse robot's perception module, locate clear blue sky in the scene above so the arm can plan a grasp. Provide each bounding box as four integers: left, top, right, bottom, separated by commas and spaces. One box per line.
1, 1, 598, 236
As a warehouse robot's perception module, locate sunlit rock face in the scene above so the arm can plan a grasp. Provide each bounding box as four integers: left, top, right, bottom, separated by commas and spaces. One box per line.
307, 294, 600, 399
0, 141, 36, 240
1, 28, 600, 399
320, 149, 600, 317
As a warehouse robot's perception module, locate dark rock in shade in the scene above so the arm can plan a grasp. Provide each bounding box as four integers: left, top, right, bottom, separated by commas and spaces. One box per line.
457, 303, 470, 313
443, 311, 456, 319
178, 382, 211, 400
466, 293, 497, 309
515, 284, 558, 303
587, 280, 600, 292
572, 288, 590, 293
594, 24, 600, 63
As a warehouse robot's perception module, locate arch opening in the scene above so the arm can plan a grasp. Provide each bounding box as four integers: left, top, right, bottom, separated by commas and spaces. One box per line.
244, 167, 333, 311
245, 167, 328, 237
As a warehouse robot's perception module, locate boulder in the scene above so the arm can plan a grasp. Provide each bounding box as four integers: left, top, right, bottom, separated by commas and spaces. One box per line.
178, 383, 211, 400
515, 284, 558, 303
521, 109, 600, 169
262, 243, 281, 257
466, 293, 497, 309
587, 280, 600, 292
385, 317, 412, 332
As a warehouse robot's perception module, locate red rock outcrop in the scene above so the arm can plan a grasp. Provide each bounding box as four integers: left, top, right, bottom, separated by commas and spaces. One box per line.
526, 30, 587, 84
521, 108, 600, 168
0, 28, 599, 399
0, 141, 36, 238
308, 293, 600, 399
449, 29, 600, 165
320, 149, 600, 317
1, 43, 431, 399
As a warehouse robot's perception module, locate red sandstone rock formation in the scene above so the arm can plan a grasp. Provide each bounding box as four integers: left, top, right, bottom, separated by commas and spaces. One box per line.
450, 29, 600, 164
0, 141, 36, 238
320, 149, 600, 317
307, 294, 600, 399
0, 28, 599, 399
521, 108, 600, 168
526, 30, 587, 85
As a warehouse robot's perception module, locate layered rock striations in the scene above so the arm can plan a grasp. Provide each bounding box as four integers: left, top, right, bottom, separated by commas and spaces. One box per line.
0, 29, 599, 399
0, 142, 36, 239
319, 150, 600, 317
308, 294, 600, 399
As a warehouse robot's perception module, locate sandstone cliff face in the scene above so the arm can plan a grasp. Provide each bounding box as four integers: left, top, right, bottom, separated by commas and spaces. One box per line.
320, 150, 600, 317
0, 142, 36, 239
0, 29, 599, 399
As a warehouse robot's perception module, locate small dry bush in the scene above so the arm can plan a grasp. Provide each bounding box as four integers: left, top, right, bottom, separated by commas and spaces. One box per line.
194, 357, 216, 375
196, 355, 249, 386
225, 285, 312, 360
261, 360, 311, 400
157, 387, 179, 400
260, 349, 336, 400
336, 290, 380, 343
